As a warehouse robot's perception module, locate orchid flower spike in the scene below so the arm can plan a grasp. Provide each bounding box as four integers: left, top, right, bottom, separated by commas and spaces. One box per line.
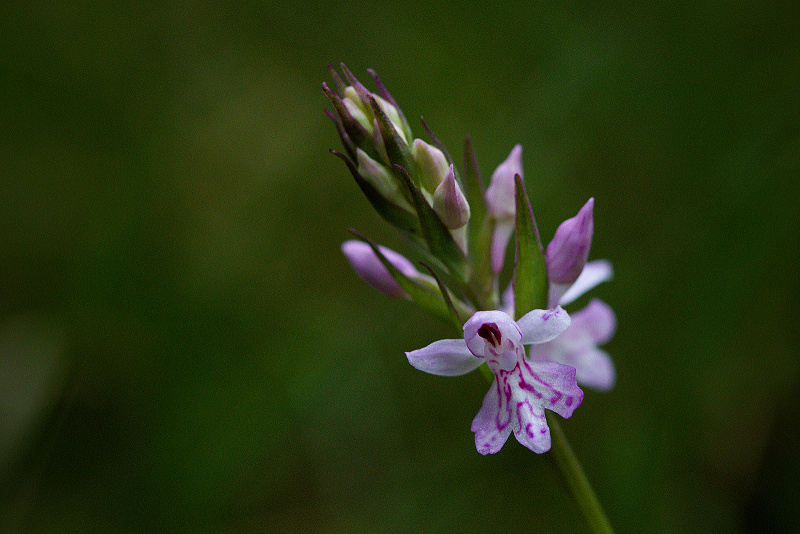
406, 307, 583, 454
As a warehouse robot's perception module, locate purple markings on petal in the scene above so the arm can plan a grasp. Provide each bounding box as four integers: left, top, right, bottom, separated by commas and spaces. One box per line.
411, 308, 585, 455
517, 306, 571, 345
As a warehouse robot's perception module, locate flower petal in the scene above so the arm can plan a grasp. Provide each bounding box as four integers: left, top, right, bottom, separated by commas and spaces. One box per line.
512, 398, 551, 453
516, 306, 571, 345
570, 298, 617, 344
341, 240, 410, 297
490, 219, 515, 274
528, 299, 617, 391
557, 259, 613, 306
471, 378, 513, 455
518, 360, 583, 420
485, 144, 523, 220
405, 339, 482, 376
574, 347, 616, 392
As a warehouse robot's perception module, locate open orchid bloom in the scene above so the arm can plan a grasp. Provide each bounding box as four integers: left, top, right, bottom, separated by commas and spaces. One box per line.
500, 197, 616, 391
529, 299, 616, 391
406, 307, 583, 454
501, 261, 616, 391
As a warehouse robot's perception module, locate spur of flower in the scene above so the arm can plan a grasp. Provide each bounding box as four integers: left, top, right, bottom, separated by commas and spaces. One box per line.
406, 307, 583, 454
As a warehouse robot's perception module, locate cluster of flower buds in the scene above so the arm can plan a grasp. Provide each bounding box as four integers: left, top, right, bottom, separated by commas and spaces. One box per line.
326, 65, 616, 454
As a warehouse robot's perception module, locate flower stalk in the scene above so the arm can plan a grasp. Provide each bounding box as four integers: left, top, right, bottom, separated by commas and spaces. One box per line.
547, 413, 616, 534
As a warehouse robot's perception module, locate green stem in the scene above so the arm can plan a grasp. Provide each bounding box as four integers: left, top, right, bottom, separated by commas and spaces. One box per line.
546, 412, 615, 534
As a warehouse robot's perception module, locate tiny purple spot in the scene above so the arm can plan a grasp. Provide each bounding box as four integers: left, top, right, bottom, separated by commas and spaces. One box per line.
566, 396, 574, 407
540, 427, 547, 434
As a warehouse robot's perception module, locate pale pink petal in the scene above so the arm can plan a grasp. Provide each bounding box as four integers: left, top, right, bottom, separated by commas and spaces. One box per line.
472, 378, 514, 455
490, 219, 515, 274
485, 144, 523, 220
516, 306, 571, 345
574, 347, 616, 392
405, 339, 482, 376
342, 240, 406, 297
529, 299, 617, 391
512, 398, 550, 454
570, 298, 617, 344
556, 259, 613, 306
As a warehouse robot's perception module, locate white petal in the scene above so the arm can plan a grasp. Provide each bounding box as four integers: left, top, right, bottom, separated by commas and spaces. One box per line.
520, 360, 583, 420
405, 339, 482, 376
558, 259, 613, 306
471, 379, 513, 455
517, 306, 571, 345
512, 399, 551, 454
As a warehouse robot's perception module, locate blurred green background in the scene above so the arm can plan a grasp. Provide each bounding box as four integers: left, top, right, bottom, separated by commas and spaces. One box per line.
2, 1, 799, 532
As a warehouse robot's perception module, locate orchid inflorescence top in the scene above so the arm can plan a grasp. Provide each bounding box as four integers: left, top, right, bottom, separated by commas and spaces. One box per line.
326, 64, 615, 455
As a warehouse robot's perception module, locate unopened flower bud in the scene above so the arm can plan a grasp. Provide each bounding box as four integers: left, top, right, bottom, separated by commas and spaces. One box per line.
341, 240, 422, 298
546, 198, 594, 286
342, 87, 372, 132
485, 144, 523, 221
356, 148, 413, 212
412, 138, 450, 194
433, 165, 470, 229
342, 84, 410, 148
485, 145, 524, 273
374, 94, 409, 146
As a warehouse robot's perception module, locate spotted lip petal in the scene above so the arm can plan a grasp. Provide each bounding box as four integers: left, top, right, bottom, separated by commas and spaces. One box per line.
472, 359, 583, 455
406, 306, 585, 455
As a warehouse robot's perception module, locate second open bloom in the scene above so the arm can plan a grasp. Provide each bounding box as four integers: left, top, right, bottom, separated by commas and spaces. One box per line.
406, 307, 583, 454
